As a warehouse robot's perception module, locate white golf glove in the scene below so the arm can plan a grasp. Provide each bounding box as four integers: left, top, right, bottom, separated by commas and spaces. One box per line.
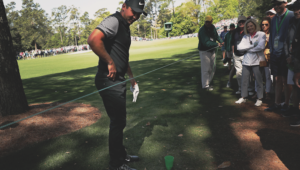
130, 84, 139, 102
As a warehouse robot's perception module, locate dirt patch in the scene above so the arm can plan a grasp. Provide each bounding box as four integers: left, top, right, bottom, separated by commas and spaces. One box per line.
0, 102, 101, 158
231, 102, 300, 170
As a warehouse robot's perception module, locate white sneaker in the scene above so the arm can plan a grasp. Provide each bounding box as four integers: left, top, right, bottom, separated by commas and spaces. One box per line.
206, 86, 213, 91
255, 99, 262, 106
235, 98, 246, 104
224, 63, 228, 67
226, 81, 231, 88
235, 90, 241, 94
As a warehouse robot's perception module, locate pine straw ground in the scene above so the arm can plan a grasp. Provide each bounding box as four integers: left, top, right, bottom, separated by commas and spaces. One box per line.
1, 100, 300, 169
0, 102, 101, 158
230, 101, 300, 170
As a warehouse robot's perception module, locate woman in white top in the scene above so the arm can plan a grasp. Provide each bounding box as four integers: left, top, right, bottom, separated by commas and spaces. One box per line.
235, 19, 266, 106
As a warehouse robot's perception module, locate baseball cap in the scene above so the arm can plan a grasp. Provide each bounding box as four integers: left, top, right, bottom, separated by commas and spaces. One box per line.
230, 23, 235, 28
205, 15, 213, 22
224, 26, 227, 28
237, 16, 247, 22
125, 0, 147, 16
265, 8, 276, 14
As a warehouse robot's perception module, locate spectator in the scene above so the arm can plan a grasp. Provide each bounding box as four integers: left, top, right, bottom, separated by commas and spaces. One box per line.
257, 17, 273, 100
266, 8, 277, 19
225, 23, 236, 88
265, 0, 294, 112
220, 26, 229, 66
282, 0, 300, 117
198, 15, 223, 91
290, 0, 300, 126
235, 19, 266, 106
231, 16, 247, 94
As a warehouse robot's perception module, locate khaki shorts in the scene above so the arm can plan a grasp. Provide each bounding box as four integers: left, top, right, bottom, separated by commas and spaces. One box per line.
226, 51, 233, 59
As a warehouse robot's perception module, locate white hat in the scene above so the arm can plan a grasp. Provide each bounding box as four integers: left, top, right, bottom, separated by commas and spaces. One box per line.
271, 0, 287, 2
266, 8, 276, 14
288, 0, 296, 5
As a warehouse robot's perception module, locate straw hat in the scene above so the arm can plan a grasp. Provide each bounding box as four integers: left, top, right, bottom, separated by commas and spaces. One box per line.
244, 19, 260, 35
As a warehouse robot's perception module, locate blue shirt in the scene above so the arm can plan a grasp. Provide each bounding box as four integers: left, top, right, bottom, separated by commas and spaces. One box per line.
220, 31, 228, 41
269, 10, 294, 58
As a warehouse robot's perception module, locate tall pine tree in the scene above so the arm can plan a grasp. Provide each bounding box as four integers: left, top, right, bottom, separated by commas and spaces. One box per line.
0, 0, 29, 117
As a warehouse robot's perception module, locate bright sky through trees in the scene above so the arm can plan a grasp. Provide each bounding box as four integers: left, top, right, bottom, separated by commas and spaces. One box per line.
3, 0, 186, 19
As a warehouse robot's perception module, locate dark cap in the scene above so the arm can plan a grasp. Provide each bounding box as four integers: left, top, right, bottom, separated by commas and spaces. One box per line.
238, 16, 247, 22
230, 23, 235, 28
125, 0, 147, 16
224, 26, 228, 28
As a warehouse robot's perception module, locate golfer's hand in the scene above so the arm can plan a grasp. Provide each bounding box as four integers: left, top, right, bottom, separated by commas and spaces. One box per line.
107, 62, 117, 80
287, 57, 292, 64
130, 79, 137, 87
221, 42, 224, 46
218, 43, 222, 47
294, 73, 300, 88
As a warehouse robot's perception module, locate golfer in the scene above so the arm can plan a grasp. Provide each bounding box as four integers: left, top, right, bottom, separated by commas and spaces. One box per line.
198, 15, 223, 91
88, 1, 147, 170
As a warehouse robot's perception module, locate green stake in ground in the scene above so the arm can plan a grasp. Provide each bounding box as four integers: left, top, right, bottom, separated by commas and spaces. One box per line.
164, 22, 173, 38
164, 155, 174, 170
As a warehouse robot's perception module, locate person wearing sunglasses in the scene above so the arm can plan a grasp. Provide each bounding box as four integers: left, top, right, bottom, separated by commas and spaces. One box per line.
250, 17, 273, 101
265, 0, 294, 112
198, 15, 223, 91
266, 8, 277, 19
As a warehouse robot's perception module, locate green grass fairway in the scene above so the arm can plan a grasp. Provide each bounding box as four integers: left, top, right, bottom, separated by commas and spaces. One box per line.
1, 37, 249, 170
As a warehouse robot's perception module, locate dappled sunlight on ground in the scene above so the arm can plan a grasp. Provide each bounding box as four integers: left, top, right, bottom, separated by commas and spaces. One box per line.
0, 102, 101, 158
230, 102, 300, 170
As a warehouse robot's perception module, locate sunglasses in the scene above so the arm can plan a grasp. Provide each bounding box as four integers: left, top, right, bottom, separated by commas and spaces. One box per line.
262, 24, 269, 26
273, 2, 283, 6
238, 21, 245, 24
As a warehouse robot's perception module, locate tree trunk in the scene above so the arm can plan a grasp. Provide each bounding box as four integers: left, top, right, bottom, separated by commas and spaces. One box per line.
74, 34, 77, 46
172, 0, 175, 17
59, 27, 63, 44
0, 1, 29, 117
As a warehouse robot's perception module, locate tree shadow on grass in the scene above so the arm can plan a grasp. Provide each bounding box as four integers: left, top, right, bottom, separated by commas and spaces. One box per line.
0, 48, 277, 170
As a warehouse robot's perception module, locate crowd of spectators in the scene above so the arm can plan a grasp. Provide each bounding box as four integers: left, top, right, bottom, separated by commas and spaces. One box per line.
131, 33, 198, 41
216, 18, 238, 35
217, 0, 300, 126
17, 44, 90, 60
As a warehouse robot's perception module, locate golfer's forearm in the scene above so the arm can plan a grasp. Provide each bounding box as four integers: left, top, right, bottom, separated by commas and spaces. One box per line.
89, 41, 114, 65
127, 65, 134, 78
232, 46, 234, 53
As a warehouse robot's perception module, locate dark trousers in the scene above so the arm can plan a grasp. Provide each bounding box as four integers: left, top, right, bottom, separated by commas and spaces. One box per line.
95, 73, 127, 168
